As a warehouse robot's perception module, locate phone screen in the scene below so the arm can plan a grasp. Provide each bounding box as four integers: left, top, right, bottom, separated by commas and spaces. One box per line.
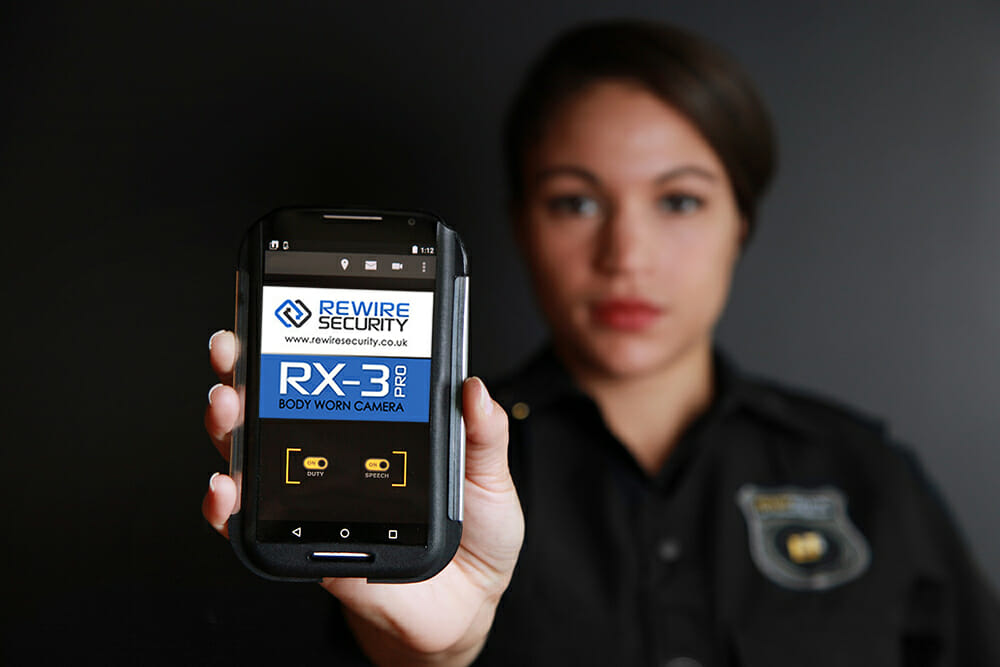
254, 223, 438, 546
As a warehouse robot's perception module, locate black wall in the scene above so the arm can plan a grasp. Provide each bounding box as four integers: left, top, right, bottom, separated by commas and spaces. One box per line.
3, 0, 998, 659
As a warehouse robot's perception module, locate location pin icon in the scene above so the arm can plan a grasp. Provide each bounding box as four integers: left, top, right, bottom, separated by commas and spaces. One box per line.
340, 258, 349, 270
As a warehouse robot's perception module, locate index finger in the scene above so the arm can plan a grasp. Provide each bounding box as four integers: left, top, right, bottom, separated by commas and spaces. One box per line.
209, 330, 236, 385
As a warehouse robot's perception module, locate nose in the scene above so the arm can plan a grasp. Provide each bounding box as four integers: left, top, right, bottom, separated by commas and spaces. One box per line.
594, 201, 649, 275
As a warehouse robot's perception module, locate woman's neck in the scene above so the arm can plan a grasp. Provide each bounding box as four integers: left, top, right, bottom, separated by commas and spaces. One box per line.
562, 341, 715, 476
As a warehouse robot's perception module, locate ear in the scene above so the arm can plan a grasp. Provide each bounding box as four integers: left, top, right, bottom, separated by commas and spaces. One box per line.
737, 215, 750, 248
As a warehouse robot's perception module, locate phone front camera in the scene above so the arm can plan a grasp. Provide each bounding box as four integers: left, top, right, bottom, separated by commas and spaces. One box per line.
407, 218, 416, 226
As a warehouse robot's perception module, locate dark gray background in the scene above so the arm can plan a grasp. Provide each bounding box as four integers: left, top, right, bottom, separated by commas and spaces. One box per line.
2, 0, 997, 657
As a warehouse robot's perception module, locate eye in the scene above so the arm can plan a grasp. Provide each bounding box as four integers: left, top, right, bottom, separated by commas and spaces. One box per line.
546, 195, 601, 218
658, 193, 704, 214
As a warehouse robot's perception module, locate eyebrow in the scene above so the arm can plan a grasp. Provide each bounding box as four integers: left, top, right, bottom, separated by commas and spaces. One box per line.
533, 165, 599, 186
655, 165, 719, 184
533, 164, 720, 186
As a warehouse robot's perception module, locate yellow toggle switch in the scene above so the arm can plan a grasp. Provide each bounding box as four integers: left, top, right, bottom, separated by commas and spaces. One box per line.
364, 458, 390, 472
303, 456, 328, 470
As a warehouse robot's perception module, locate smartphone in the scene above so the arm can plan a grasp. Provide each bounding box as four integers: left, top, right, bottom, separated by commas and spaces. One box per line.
229, 207, 467, 582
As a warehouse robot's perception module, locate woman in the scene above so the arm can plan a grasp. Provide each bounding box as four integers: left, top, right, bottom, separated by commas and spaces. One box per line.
203, 20, 999, 666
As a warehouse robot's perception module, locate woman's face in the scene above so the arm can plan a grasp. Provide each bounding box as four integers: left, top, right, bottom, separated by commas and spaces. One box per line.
517, 80, 745, 379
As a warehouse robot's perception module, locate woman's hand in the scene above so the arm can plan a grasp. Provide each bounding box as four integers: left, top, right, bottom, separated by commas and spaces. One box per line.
202, 331, 524, 666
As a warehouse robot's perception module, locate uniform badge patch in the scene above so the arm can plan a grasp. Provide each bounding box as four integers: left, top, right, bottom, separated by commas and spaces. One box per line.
736, 485, 871, 591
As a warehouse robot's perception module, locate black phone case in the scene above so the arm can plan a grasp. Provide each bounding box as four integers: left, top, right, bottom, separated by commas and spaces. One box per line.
228, 207, 467, 582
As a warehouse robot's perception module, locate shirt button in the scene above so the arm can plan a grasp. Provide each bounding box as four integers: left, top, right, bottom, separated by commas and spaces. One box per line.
511, 401, 531, 420
656, 538, 682, 563
662, 658, 702, 667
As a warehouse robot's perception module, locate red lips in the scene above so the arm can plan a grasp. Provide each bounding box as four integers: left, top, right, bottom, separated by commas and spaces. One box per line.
591, 299, 663, 331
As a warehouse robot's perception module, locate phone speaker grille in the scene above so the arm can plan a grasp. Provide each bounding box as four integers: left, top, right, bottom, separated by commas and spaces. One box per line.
322, 214, 383, 221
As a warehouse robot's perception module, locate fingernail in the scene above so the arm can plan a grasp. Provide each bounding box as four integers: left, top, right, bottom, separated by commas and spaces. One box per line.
209, 471, 220, 492
208, 383, 223, 405
474, 377, 493, 415
208, 329, 226, 350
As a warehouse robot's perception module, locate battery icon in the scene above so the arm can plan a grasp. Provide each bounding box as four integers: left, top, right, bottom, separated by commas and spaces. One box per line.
411, 245, 419, 254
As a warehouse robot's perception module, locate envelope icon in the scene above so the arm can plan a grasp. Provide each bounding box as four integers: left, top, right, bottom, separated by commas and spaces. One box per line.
364, 260, 377, 271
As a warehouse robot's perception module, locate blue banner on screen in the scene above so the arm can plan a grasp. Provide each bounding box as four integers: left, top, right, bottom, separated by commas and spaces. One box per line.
259, 354, 431, 422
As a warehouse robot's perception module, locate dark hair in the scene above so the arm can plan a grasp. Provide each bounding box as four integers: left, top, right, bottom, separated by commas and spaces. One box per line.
504, 19, 777, 238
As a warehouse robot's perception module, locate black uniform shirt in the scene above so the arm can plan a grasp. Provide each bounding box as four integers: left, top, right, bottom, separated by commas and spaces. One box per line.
479, 347, 1000, 666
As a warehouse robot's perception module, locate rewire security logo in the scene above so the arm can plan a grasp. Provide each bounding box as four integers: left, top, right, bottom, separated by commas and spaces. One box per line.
275, 298, 312, 328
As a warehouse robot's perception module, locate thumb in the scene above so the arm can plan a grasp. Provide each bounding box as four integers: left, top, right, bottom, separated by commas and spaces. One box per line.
462, 377, 512, 493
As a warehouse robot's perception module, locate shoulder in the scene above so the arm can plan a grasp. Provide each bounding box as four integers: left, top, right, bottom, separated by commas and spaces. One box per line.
714, 349, 890, 451
736, 371, 888, 441
714, 355, 939, 494
726, 364, 955, 515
